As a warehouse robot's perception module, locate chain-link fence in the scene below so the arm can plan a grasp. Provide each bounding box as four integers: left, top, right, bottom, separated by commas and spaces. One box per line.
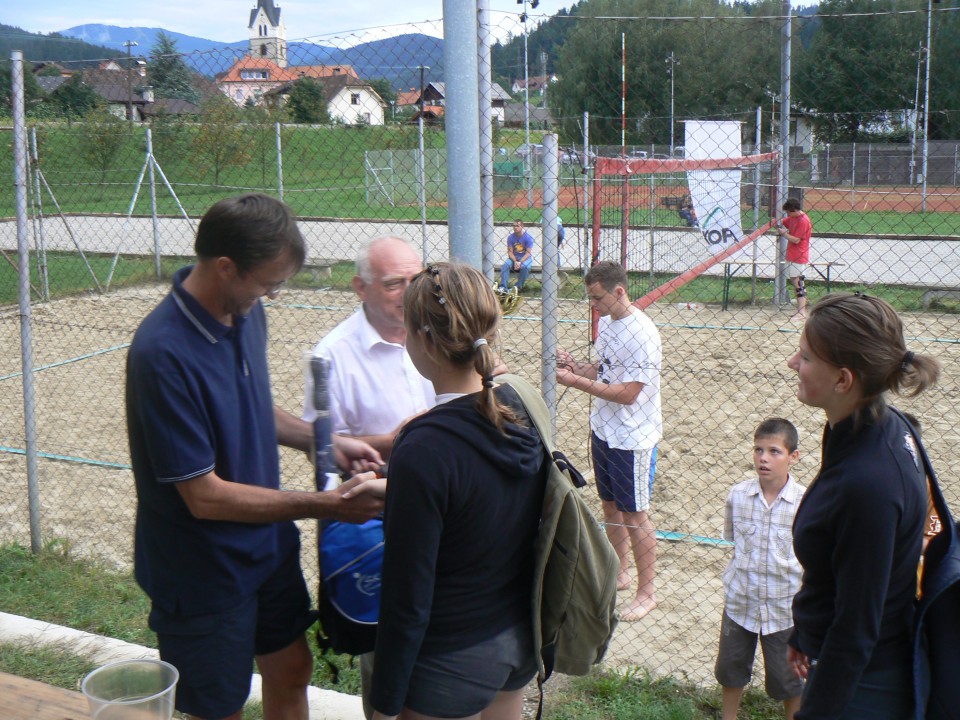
3, 4, 960, 698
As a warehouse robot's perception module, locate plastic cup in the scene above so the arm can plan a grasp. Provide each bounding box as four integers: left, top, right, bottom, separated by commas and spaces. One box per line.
81, 658, 178, 720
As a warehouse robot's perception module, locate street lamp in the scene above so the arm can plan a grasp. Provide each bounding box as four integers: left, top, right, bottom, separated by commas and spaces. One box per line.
123, 40, 138, 131
518, 0, 532, 206
764, 90, 779, 147
665, 52, 679, 155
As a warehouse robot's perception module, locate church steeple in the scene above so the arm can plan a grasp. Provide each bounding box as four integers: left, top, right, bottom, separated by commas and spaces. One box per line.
248, 0, 287, 68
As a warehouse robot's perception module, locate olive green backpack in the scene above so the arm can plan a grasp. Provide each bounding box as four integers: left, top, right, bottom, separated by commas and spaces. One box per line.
497, 375, 620, 708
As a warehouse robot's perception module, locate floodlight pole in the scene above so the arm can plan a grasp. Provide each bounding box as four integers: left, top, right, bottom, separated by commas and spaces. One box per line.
910, 42, 922, 185
921, 0, 932, 212
522, 0, 532, 207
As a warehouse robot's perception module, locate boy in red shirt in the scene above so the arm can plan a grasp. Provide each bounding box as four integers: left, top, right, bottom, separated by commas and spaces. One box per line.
777, 198, 812, 321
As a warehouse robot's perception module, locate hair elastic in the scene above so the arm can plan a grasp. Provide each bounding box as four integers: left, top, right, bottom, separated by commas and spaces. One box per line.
473, 338, 488, 350
482, 376, 495, 389
901, 350, 915, 370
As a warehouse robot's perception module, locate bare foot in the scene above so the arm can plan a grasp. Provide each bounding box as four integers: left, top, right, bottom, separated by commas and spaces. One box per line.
617, 571, 632, 591
620, 597, 657, 621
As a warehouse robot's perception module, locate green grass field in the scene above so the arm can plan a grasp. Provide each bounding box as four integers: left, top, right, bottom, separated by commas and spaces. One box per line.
3, 122, 958, 236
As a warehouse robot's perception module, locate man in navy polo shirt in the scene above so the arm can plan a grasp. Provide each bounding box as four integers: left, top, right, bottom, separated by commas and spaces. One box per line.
126, 194, 384, 720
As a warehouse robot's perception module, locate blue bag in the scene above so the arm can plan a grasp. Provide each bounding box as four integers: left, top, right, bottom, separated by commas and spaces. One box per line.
316, 517, 383, 657
309, 354, 383, 659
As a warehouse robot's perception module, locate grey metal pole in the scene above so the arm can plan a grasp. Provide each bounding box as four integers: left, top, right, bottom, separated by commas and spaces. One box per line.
478, 0, 496, 280
541, 133, 560, 433
582, 111, 590, 286
523, 0, 532, 208
275, 121, 285, 200
442, 1, 482, 266
921, 0, 932, 212
775, 0, 792, 307
418, 66, 429, 264
147, 128, 161, 278
12, 51, 42, 553
752, 106, 761, 304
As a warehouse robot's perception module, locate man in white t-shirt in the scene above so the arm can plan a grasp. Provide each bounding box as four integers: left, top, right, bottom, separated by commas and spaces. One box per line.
304, 236, 436, 461
556, 260, 662, 621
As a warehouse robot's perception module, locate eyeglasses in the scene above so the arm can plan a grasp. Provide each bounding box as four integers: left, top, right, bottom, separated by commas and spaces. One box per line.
243, 269, 287, 298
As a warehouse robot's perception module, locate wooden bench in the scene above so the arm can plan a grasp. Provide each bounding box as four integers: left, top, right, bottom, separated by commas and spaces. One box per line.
303, 258, 336, 282
922, 289, 960, 310
721, 260, 844, 310
0, 671, 90, 719
660, 195, 685, 210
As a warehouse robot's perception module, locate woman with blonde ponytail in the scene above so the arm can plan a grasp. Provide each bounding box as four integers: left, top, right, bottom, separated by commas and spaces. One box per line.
370, 262, 546, 720
785, 292, 941, 719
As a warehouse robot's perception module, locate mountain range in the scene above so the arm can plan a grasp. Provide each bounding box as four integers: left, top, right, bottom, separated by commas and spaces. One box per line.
58, 24, 446, 89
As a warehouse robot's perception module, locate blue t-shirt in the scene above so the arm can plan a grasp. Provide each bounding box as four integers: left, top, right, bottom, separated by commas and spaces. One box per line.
508, 231, 534, 258
126, 266, 297, 615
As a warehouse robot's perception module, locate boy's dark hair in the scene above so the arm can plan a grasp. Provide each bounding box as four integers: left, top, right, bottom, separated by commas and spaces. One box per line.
754, 417, 799, 453
585, 260, 628, 293
195, 193, 305, 274
782, 197, 802, 213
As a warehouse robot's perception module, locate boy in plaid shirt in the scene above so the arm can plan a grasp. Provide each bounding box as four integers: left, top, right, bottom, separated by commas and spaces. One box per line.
715, 418, 805, 719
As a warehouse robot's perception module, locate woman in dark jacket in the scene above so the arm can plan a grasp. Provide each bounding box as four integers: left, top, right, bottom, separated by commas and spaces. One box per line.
785, 293, 940, 720
370, 262, 546, 720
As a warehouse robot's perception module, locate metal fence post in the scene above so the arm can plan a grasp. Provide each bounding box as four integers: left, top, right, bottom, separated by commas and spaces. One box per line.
275, 121, 284, 201
12, 51, 42, 553
541, 133, 560, 434
147, 128, 160, 278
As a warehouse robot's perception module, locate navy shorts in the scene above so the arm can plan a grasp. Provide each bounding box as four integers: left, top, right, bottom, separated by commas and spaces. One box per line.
403, 621, 537, 718
591, 432, 657, 512
149, 540, 316, 719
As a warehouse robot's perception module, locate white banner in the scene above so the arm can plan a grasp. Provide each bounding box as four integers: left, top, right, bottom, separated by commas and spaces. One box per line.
685, 121, 744, 254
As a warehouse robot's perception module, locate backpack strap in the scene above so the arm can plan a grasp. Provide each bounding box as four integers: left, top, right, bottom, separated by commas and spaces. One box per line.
889, 407, 951, 600
496, 374, 586, 490
496, 373, 554, 449
495, 373, 561, 709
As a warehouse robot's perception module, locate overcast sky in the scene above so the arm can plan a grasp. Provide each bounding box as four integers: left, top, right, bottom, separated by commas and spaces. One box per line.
3, 1, 543, 43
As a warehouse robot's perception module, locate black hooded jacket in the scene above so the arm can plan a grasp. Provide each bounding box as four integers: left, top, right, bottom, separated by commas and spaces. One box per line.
372, 384, 546, 716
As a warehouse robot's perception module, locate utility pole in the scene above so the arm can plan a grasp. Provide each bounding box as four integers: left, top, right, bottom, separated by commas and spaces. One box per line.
665, 52, 678, 155
124, 40, 138, 131
540, 51, 548, 109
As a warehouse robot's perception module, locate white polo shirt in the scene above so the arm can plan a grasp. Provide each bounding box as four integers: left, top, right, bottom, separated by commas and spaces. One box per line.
302, 306, 436, 436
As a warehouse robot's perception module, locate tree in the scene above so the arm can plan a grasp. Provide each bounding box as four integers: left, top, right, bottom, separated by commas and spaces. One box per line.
285, 77, 330, 124
0, 59, 44, 116
49, 73, 101, 122
147, 31, 201, 104
80, 108, 127, 184
793, 0, 924, 143
551, 0, 780, 145
244, 103, 282, 185
366, 77, 396, 109
191, 93, 250, 185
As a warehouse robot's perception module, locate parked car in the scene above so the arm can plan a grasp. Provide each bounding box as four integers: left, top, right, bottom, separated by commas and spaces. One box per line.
560, 146, 597, 166
516, 143, 545, 160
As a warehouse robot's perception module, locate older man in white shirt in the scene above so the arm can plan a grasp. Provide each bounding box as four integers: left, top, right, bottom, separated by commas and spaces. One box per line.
303, 235, 435, 460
